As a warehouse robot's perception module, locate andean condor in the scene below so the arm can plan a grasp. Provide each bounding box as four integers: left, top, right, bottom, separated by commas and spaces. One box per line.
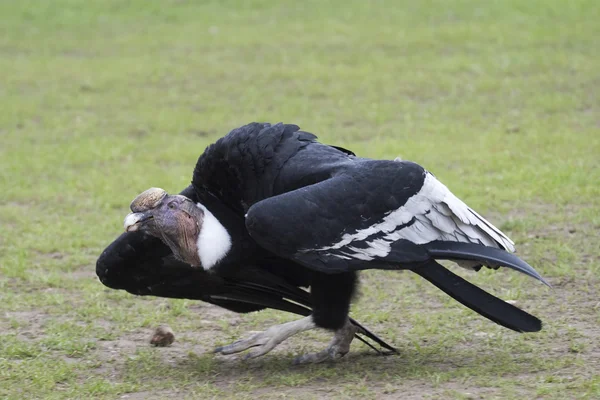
96, 122, 549, 364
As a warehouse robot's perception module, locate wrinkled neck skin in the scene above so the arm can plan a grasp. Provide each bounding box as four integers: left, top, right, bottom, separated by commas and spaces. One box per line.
155, 200, 232, 271
160, 200, 205, 267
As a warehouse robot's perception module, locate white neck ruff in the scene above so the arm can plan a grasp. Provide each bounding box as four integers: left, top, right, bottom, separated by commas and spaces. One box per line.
195, 203, 231, 270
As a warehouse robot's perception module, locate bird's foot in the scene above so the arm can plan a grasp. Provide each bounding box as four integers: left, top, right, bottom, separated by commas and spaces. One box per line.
293, 319, 357, 364
214, 316, 316, 360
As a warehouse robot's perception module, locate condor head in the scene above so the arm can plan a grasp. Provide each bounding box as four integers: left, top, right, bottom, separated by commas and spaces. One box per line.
123, 187, 231, 270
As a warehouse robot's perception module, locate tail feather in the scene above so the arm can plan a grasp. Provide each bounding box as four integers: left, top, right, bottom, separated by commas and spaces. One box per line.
424, 241, 551, 287
412, 260, 542, 333
348, 317, 398, 354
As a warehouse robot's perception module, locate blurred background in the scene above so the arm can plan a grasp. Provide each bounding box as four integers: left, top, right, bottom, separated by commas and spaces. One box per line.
1, 1, 598, 399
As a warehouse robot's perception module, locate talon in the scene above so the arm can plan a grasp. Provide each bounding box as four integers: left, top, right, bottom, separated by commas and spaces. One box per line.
213, 316, 316, 359
214, 317, 358, 363
292, 355, 308, 365
292, 319, 357, 364
243, 351, 259, 361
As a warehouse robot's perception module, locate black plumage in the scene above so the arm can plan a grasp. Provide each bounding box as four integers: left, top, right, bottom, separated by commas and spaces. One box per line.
97, 122, 548, 363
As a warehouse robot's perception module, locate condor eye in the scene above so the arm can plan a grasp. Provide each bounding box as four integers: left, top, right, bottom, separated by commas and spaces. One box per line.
168, 202, 176, 209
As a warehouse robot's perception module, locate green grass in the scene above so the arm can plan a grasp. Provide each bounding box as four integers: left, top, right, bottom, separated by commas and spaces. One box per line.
1, 0, 599, 398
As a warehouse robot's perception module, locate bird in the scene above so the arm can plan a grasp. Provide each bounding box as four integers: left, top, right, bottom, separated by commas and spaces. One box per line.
97, 122, 549, 364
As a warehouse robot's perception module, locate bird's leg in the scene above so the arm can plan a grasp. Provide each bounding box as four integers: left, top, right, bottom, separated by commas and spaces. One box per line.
214, 316, 316, 360
292, 318, 358, 364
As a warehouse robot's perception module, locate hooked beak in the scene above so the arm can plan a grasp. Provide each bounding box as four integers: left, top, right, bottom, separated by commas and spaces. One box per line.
124, 212, 153, 232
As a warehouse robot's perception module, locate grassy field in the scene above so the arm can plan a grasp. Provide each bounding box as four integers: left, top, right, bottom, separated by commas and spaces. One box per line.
1, 0, 599, 398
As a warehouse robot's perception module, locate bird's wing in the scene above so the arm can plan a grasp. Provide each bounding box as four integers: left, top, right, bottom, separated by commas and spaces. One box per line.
245, 160, 544, 282
246, 159, 549, 334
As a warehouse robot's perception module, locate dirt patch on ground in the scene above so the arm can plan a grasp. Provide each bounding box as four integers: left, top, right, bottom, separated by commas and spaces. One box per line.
66, 265, 99, 280
1, 310, 51, 340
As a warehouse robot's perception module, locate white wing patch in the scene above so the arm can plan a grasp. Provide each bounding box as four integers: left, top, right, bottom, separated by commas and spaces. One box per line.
318, 172, 515, 262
